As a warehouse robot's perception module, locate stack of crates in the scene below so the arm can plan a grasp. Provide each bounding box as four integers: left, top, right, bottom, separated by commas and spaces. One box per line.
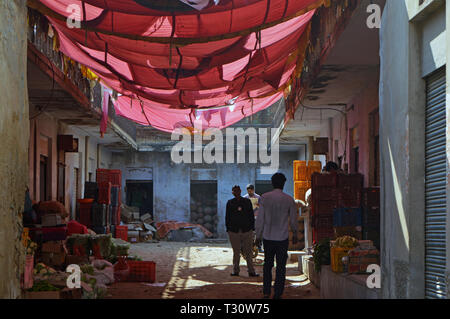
333, 207, 363, 239
293, 161, 322, 202
78, 201, 93, 228
362, 187, 380, 249
337, 174, 363, 208
333, 174, 364, 240
96, 169, 122, 237
311, 172, 364, 244
311, 172, 338, 243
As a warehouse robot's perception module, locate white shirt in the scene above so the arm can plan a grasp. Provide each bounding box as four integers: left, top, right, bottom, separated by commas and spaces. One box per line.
243, 193, 261, 211
255, 189, 298, 241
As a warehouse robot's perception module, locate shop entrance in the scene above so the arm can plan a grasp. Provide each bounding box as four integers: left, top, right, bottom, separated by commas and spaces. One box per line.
190, 181, 218, 236
126, 181, 154, 219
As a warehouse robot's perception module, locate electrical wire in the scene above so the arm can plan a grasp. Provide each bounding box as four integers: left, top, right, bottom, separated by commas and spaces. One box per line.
299, 101, 347, 115
299, 100, 349, 164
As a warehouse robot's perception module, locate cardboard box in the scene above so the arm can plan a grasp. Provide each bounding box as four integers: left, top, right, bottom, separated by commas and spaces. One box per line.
41, 241, 65, 254
140, 213, 153, 223
128, 230, 139, 243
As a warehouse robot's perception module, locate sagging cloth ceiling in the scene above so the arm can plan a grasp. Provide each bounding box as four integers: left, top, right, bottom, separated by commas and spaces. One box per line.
29, 0, 327, 133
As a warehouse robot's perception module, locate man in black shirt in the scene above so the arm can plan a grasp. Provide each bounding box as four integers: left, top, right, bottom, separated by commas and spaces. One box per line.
226, 185, 259, 277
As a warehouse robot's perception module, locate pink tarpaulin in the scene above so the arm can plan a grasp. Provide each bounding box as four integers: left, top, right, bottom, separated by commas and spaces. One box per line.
32, 0, 322, 132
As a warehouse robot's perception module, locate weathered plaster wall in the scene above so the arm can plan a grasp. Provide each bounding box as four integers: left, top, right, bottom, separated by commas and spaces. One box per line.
327, 76, 379, 187
111, 151, 191, 223
61, 124, 113, 217
28, 113, 59, 202
28, 118, 114, 218
421, 5, 447, 77
111, 151, 298, 238
0, 0, 28, 299
378, 0, 449, 298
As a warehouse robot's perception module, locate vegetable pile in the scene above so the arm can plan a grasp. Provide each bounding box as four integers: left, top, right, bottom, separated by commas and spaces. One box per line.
333, 236, 359, 249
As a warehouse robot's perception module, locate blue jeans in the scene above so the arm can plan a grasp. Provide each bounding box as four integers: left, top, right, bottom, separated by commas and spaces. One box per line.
263, 239, 289, 297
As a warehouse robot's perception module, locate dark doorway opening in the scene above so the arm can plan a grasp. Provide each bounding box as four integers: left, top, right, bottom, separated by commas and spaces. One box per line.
57, 163, 65, 204
255, 181, 273, 196
40, 155, 49, 201
190, 181, 218, 237
126, 181, 154, 219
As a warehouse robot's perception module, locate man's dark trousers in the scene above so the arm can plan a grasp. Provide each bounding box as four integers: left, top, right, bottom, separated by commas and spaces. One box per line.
263, 239, 289, 298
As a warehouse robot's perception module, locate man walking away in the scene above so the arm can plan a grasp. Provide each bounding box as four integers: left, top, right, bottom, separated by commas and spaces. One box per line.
255, 173, 298, 299
226, 185, 260, 277
244, 184, 262, 252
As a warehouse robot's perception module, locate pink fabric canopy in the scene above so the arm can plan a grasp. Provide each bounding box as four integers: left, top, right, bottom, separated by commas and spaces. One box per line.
32, 0, 321, 132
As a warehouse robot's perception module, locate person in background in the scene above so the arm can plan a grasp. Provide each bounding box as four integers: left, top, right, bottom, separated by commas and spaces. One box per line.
226, 185, 260, 277
298, 189, 313, 252
244, 184, 260, 211
244, 184, 263, 253
255, 173, 298, 299
323, 161, 340, 173
23, 187, 37, 226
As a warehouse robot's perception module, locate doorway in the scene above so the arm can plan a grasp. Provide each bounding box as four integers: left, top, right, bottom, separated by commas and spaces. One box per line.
255, 181, 273, 196
40, 155, 49, 201
190, 181, 218, 236
126, 181, 154, 218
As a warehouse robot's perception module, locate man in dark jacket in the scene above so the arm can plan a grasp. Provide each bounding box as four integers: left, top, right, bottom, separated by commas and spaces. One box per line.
226, 185, 259, 277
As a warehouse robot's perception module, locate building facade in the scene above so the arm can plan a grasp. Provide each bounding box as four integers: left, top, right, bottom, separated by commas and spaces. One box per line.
380, 0, 449, 299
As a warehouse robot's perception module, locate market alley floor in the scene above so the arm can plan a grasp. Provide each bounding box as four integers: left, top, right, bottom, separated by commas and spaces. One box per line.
106, 241, 320, 299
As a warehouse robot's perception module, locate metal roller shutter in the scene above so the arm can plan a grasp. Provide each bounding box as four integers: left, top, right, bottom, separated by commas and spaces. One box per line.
425, 67, 447, 299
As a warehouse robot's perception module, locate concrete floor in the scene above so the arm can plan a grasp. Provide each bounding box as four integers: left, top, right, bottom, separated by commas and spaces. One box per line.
106, 241, 320, 299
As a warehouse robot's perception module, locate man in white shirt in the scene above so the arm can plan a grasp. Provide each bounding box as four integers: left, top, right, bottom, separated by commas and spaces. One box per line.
244, 184, 263, 253
243, 184, 261, 211
255, 173, 298, 299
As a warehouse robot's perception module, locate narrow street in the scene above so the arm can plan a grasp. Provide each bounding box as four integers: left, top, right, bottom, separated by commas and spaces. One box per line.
107, 242, 319, 299
1, 0, 450, 304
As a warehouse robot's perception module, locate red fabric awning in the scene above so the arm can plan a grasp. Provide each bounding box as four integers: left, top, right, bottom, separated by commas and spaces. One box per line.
31, 0, 323, 132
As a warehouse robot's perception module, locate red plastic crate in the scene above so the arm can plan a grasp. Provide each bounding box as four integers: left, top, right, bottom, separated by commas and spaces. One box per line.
312, 187, 338, 201
96, 169, 122, 186
127, 261, 156, 283
363, 187, 380, 209
338, 198, 361, 208
338, 186, 362, 200
312, 200, 337, 216
110, 206, 121, 225
79, 202, 93, 228
337, 173, 363, 188
98, 182, 112, 205
313, 228, 335, 244
314, 215, 333, 229
115, 225, 128, 241
311, 172, 337, 187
